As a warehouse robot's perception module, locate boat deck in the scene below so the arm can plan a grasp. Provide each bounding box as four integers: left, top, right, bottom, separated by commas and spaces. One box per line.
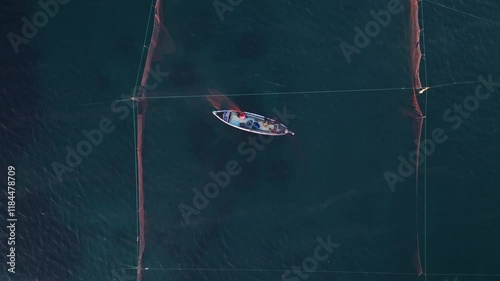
227, 112, 281, 134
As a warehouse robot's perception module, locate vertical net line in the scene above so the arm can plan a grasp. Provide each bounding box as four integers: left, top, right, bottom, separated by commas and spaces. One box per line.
419, 0, 429, 280
409, 0, 424, 276
132, 0, 155, 279
135, 0, 176, 279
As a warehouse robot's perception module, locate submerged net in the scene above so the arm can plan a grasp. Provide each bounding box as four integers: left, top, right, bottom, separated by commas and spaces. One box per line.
135, 0, 175, 280
410, 0, 423, 92
409, 0, 424, 276
206, 88, 243, 112
121, 0, 500, 279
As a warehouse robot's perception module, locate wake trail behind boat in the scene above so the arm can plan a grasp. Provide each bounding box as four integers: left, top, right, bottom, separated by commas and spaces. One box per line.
206, 88, 243, 112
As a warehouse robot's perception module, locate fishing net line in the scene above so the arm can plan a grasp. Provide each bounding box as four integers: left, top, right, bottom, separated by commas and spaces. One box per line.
409, 0, 424, 276
133, 0, 175, 280
129, 0, 423, 279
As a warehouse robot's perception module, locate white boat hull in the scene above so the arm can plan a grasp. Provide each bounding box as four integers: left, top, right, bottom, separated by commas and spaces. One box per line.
212, 110, 295, 136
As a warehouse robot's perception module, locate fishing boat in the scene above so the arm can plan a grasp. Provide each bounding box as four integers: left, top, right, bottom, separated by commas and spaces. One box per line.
212, 110, 295, 136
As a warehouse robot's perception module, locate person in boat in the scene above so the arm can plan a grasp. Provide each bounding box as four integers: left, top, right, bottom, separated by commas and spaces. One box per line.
263, 118, 269, 127
238, 112, 246, 119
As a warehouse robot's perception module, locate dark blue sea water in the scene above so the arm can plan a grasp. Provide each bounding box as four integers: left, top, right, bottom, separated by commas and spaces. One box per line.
1, 0, 499, 281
